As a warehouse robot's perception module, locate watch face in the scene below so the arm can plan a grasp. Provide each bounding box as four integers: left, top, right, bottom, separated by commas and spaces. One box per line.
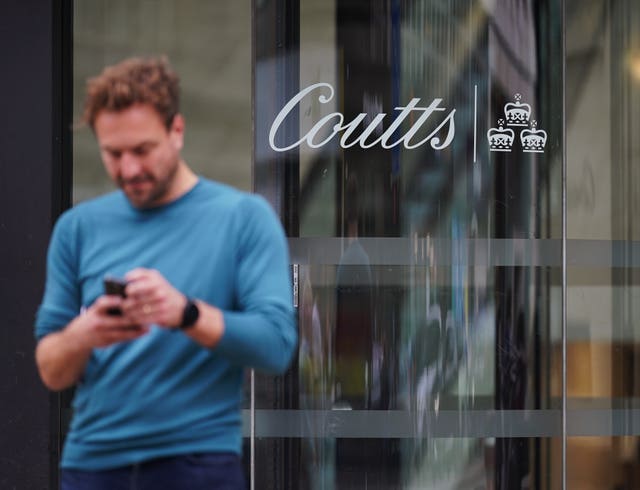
181, 299, 200, 329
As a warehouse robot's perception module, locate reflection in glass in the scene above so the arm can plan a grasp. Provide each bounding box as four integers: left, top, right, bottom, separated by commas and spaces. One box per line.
568, 437, 640, 490
567, 0, 640, 488
254, 0, 564, 488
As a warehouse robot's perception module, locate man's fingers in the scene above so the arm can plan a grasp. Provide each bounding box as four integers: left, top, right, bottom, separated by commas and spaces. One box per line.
124, 268, 150, 281
70, 298, 150, 349
92, 299, 148, 330
115, 269, 182, 328
124, 278, 157, 300
100, 314, 141, 330
125, 268, 161, 288
121, 296, 160, 318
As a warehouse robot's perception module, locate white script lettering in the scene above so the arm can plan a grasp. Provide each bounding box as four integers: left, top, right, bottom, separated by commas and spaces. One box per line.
268, 82, 456, 152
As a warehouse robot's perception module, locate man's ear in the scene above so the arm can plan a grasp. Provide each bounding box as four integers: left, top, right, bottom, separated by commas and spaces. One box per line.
170, 114, 185, 150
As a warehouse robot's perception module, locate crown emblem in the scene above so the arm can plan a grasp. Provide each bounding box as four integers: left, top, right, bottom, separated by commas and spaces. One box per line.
487, 119, 514, 152
487, 93, 547, 155
504, 93, 531, 127
521, 120, 547, 153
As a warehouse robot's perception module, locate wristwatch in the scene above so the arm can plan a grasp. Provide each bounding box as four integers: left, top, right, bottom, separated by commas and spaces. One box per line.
179, 297, 200, 329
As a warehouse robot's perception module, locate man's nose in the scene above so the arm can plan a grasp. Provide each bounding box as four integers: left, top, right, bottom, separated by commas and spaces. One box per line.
119, 153, 143, 179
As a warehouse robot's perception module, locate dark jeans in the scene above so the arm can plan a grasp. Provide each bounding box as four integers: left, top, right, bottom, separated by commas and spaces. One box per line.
61, 453, 246, 490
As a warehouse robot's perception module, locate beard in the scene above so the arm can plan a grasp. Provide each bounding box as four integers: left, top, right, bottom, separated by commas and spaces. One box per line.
119, 157, 180, 209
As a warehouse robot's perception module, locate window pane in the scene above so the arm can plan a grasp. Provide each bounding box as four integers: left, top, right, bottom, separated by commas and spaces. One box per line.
254, 0, 563, 488
73, 0, 251, 203
69, 0, 253, 449
567, 0, 640, 488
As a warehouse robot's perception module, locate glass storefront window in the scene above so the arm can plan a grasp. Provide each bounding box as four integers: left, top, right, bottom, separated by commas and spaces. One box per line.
69, 0, 254, 474
255, 0, 562, 488
63, 0, 640, 488
567, 0, 640, 488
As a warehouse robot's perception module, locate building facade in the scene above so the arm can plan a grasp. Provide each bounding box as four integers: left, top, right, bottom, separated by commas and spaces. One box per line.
2, 0, 640, 488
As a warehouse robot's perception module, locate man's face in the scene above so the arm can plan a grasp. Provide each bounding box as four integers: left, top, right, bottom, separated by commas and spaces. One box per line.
94, 104, 185, 209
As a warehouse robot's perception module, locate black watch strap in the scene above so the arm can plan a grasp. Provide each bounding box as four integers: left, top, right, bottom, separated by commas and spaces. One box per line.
179, 298, 200, 329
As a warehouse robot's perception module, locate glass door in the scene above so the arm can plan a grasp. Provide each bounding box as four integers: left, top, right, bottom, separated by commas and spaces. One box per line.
253, 0, 563, 488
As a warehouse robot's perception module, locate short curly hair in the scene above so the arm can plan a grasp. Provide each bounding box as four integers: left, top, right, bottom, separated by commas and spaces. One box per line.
82, 56, 180, 130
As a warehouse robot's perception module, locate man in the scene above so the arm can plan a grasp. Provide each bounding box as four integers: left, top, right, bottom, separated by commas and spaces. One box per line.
35, 57, 297, 490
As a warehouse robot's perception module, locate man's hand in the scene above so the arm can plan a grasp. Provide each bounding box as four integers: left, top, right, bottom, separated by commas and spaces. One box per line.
35, 295, 148, 391
69, 295, 150, 348
122, 268, 187, 329
122, 268, 226, 348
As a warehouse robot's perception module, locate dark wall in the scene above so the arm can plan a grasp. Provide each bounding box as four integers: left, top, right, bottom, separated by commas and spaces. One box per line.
0, 1, 71, 488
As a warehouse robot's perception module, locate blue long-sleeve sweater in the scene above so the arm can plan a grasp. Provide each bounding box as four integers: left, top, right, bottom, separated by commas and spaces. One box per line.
35, 178, 297, 470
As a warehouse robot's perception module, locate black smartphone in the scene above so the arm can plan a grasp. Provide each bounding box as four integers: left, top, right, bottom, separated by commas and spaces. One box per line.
104, 276, 127, 315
